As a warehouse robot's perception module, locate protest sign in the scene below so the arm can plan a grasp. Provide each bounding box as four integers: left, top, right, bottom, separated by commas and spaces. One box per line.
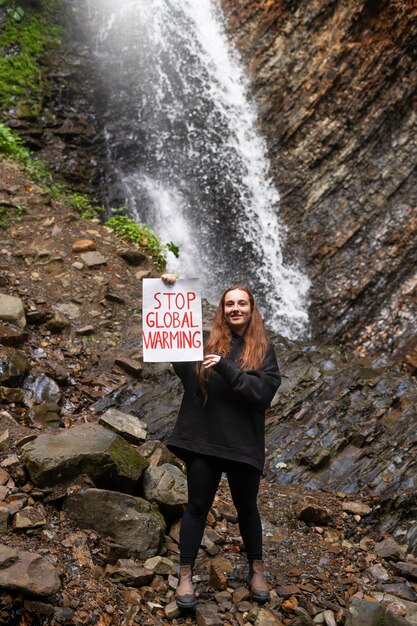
142, 278, 203, 362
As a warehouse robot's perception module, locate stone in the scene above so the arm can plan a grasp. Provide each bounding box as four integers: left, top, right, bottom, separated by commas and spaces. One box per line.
138, 440, 184, 470
255, 608, 285, 625
210, 561, 228, 591
376, 584, 417, 602
323, 610, 337, 626
114, 356, 143, 378
30, 402, 61, 427
294, 498, 331, 525
80, 251, 107, 267
202, 534, 220, 556
0, 348, 29, 386
135, 270, 150, 280
46, 310, 70, 332
277, 584, 301, 597
26, 309, 50, 325
53, 607, 75, 623
63, 488, 165, 559
0, 430, 9, 453
346, 598, 411, 626
368, 563, 390, 582
0, 509, 8, 534
12, 505, 47, 530
76, 325, 95, 335
1, 454, 19, 470
72, 239, 96, 252
104, 559, 154, 586
0, 468, 9, 485
375, 538, 407, 562
0, 294, 26, 328
23, 600, 54, 616
341, 502, 372, 516
0, 386, 24, 403
23, 372, 61, 405
143, 556, 176, 575
0, 484, 10, 500
233, 586, 250, 603
391, 561, 417, 581
118, 248, 147, 266
0, 543, 60, 596
105, 292, 126, 304
55, 303, 80, 320
196, 602, 223, 626
165, 600, 180, 619
143, 463, 188, 517
0, 323, 28, 346
20, 423, 149, 493
99, 408, 147, 445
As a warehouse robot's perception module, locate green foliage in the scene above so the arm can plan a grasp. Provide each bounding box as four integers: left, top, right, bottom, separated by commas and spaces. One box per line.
0, 122, 30, 161
63, 191, 104, 219
0, 1, 61, 115
106, 213, 179, 272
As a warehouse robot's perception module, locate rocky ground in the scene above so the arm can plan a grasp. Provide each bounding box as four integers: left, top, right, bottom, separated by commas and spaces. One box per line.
1, 157, 417, 626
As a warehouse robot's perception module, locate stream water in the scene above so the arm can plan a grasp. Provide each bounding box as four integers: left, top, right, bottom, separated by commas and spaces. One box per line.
69, 0, 310, 337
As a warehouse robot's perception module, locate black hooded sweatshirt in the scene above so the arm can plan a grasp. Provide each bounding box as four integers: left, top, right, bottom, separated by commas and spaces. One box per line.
167, 331, 281, 472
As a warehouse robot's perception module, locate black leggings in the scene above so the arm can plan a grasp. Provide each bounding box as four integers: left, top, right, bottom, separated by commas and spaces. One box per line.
180, 454, 263, 566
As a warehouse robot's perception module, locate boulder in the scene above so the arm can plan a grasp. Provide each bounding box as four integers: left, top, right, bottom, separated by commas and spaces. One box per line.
0, 295, 26, 328
20, 423, 148, 493
0, 544, 61, 596
98, 408, 147, 445
143, 463, 187, 518
346, 598, 411, 626
63, 488, 165, 559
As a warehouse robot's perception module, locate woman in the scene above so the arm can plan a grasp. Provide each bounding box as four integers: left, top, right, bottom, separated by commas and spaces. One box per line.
161, 274, 281, 609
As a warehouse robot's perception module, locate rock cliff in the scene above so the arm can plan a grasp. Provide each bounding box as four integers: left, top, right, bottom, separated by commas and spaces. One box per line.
220, 0, 417, 364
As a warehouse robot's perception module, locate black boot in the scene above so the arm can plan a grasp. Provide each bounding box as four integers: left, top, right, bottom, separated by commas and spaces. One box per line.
176, 565, 197, 609
248, 559, 270, 603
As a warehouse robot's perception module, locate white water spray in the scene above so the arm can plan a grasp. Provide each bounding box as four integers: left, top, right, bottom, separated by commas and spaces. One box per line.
72, 0, 310, 336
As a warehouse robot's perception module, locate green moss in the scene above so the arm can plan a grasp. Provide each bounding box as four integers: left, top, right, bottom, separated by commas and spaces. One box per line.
109, 436, 149, 480
0, 0, 61, 116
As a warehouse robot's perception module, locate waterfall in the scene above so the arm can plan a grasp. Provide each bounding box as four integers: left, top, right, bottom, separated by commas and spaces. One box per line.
70, 0, 310, 337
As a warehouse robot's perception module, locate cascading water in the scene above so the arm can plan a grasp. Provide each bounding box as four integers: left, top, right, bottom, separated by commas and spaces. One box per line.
69, 0, 310, 337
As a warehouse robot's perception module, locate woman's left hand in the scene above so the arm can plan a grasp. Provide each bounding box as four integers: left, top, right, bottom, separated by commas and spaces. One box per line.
203, 354, 221, 369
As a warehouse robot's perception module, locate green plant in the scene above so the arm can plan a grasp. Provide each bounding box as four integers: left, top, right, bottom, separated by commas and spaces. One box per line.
106, 213, 179, 272
0, 0, 25, 22
0, 122, 31, 161
62, 191, 104, 219
0, 2, 61, 115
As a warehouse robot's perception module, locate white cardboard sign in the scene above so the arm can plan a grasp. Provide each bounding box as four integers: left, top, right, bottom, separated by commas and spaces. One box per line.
142, 278, 204, 362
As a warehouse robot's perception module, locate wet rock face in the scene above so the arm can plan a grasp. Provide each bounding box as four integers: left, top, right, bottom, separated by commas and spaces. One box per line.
221, 0, 417, 361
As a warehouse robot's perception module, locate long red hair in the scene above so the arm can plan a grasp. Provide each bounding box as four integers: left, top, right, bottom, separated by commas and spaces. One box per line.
197, 285, 268, 400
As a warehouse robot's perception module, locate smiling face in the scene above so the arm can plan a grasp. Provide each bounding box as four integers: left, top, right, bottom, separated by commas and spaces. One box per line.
223, 288, 253, 336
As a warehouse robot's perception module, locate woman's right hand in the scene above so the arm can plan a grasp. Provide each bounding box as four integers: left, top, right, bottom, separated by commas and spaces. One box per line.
161, 273, 176, 285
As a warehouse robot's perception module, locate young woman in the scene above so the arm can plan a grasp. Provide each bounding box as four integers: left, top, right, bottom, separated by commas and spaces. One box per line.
161, 274, 281, 609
